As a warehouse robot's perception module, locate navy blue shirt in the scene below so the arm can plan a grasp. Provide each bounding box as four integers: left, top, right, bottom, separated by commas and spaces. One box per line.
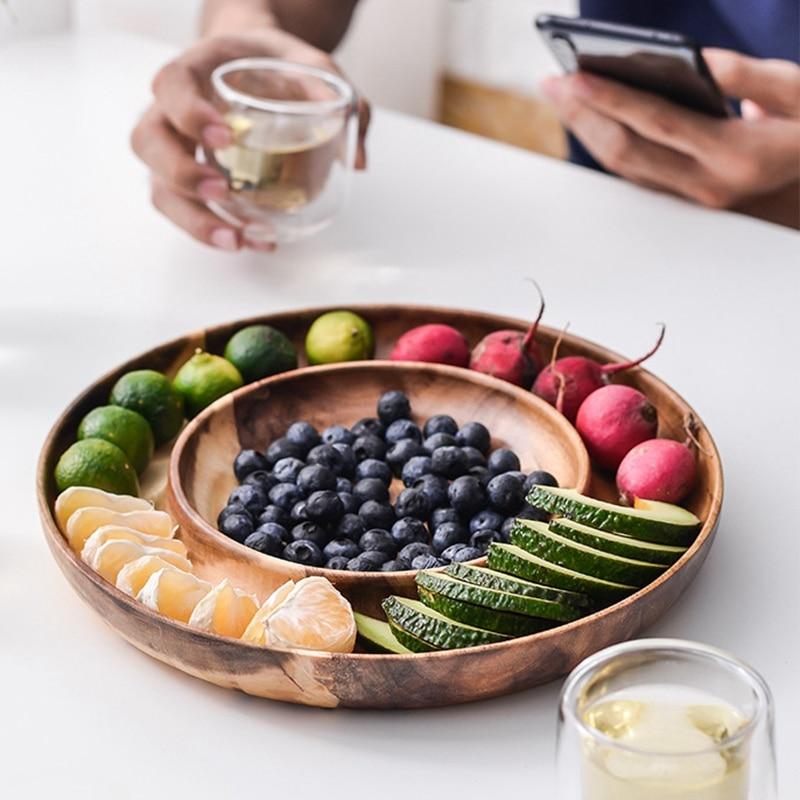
572, 0, 800, 168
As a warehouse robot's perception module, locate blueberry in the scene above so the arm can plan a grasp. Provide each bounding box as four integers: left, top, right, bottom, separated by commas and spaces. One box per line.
469, 529, 501, 553
451, 546, 482, 563
386, 439, 425, 474
448, 475, 487, 518
500, 517, 516, 541
423, 415, 458, 438
347, 551, 386, 571
469, 465, 493, 486
391, 517, 429, 549
325, 556, 351, 570
399, 542, 434, 562
359, 528, 396, 556
455, 422, 491, 454
352, 434, 386, 462
306, 444, 345, 475
351, 417, 385, 439
506, 471, 527, 486
395, 487, 431, 520
219, 513, 254, 543
381, 558, 411, 572
272, 457, 305, 484
283, 539, 324, 566
413, 474, 449, 509
323, 538, 361, 561
218, 503, 250, 527
412, 554, 445, 570
321, 424, 354, 446
353, 477, 389, 504
266, 437, 303, 465
305, 490, 345, 523
355, 458, 392, 485
401, 455, 433, 486
331, 443, 357, 477
432, 521, 468, 554
524, 470, 559, 493
430, 507, 460, 530
228, 484, 268, 514
336, 477, 353, 494
290, 499, 310, 522
487, 448, 521, 475
336, 513, 366, 541
290, 521, 329, 548
242, 470, 278, 492
385, 419, 422, 445
233, 449, 269, 481
469, 509, 505, 534
518, 505, 550, 523
486, 473, 525, 514
244, 523, 288, 555
461, 446, 487, 469
257, 505, 291, 529
338, 492, 360, 514
359, 500, 395, 530
268, 482, 303, 511
431, 446, 468, 479
285, 421, 320, 455
423, 432, 457, 453
296, 464, 336, 494
441, 543, 468, 563
377, 390, 411, 424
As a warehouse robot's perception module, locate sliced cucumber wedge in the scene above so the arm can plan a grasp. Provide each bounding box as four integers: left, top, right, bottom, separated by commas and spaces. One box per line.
382, 596, 508, 650
547, 517, 686, 566
388, 622, 439, 653
527, 486, 701, 546
487, 543, 636, 604
444, 563, 592, 610
417, 570, 582, 623
354, 612, 414, 654
510, 521, 666, 588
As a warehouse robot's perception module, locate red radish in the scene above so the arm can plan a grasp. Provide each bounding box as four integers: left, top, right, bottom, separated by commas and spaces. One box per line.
390, 324, 470, 367
469, 282, 545, 387
533, 324, 666, 422
576, 385, 658, 471
616, 438, 697, 505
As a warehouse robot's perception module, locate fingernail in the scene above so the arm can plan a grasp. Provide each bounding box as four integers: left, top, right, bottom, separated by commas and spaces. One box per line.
540, 76, 563, 100
202, 124, 232, 148
198, 178, 228, 201
210, 228, 238, 251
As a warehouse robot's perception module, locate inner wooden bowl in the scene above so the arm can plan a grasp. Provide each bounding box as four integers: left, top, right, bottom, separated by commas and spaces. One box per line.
168, 361, 591, 615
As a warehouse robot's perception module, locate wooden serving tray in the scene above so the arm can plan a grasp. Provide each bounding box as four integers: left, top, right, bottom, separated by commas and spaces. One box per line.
37, 305, 723, 709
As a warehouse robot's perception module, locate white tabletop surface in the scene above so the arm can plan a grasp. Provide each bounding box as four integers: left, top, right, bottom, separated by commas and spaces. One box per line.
2, 30, 798, 799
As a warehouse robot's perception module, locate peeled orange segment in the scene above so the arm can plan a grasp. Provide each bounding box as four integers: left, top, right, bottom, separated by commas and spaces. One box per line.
66, 507, 175, 553
188, 579, 259, 638
81, 525, 188, 563
136, 568, 212, 623
242, 576, 356, 654
83, 539, 191, 584
117, 555, 191, 597
55, 486, 151, 534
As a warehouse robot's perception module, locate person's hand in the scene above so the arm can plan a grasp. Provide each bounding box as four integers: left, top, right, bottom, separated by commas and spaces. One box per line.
131, 29, 370, 251
541, 49, 800, 221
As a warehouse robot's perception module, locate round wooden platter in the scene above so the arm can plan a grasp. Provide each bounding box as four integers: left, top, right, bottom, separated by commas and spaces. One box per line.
37, 305, 723, 709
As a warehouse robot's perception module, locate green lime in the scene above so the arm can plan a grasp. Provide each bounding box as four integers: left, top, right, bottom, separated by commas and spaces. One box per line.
110, 369, 185, 446
54, 439, 139, 496
173, 350, 243, 417
305, 310, 374, 365
77, 405, 154, 474
224, 324, 297, 383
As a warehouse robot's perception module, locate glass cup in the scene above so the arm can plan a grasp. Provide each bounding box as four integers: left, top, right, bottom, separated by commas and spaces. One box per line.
557, 639, 776, 800
202, 57, 358, 244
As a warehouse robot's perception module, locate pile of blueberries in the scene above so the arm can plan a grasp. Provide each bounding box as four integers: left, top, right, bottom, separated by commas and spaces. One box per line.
217, 390, 558, 572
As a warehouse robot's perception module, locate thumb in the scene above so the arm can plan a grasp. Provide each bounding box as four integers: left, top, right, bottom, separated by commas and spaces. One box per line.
703, 48, 800, 118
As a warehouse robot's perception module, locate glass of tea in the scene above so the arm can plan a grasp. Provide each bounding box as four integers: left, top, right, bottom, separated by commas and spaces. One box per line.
557, 639, 776, 800
203, 58, 358, 244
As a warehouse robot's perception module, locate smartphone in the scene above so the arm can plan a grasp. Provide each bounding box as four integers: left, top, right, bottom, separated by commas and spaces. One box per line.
535, 14, 731, 117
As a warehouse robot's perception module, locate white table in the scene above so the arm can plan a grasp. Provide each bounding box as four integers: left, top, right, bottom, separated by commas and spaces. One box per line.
2, 31, 798, 799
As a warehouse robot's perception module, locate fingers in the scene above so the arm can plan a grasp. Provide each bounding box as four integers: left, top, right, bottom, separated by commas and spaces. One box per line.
704, 48, 800, 118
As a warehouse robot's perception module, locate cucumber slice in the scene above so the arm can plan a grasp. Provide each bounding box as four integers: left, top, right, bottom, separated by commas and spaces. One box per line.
547, 517, 686, 566
487, 543, 635, 604
444, 563, 592, 610
388, 621, 439, 653
510, 521, 666, 588
354, 612, 413, 654
527, 486, 701, 545
417, 570, 582, 623
382, 596, 508, 650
